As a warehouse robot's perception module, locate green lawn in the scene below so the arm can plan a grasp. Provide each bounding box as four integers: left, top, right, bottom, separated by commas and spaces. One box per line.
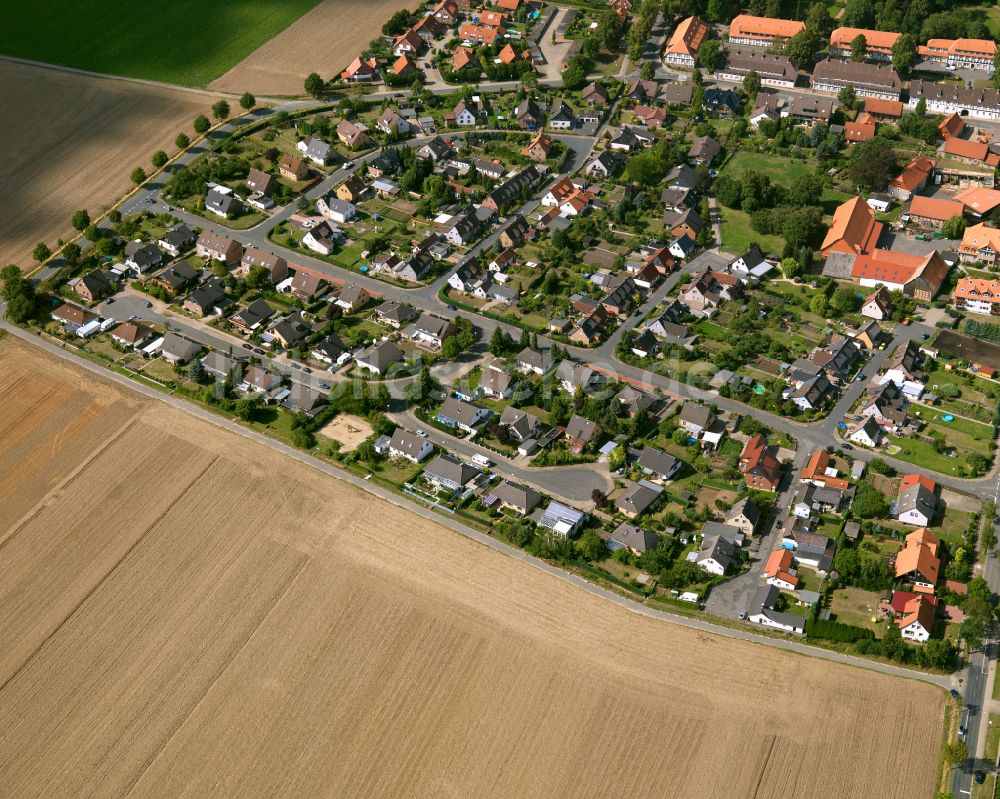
720, 151, 815, 188
887, 435, 968, 476
912, 403, 995, 442
0, 0, 323, 86
718, 206, 784, 256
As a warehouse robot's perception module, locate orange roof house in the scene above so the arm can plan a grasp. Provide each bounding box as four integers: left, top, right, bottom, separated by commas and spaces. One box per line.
340, 56, 379, 81
739, 434, 781, 491
498, 43, 529, 64
938, 112, 966, 140
864, 97, 903, 120
901, 473, 938, 494
845, 112, 876, 143
953, 275, 1000, 310
959, 222, 1000, 264
830, 27, 900, 58
821, 195, 882, 256
955, 187, 1000, 217
480, 10, 507, 27
889, 156, 935, 200
897, 594, 938, 638
453, 46, 475, 71
392, 54, 417, 76
498, 0, 522, 9
941, 136, 997, 165
728, 15, 805, 46
919, 38, 996, 66
665, 16, 710, 65
908, 195, 965, 226
894, 526, 940, 589
521, 131, 552, 161
764, 549, 799, 589
850, 249, 950, 299
799, 450, 850, 490
459, 23, 502, 44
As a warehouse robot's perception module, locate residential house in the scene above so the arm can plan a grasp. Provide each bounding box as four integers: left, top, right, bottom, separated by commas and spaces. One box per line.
954, 276, 1000, 316
479, 361, 518, 399
555, 360, 601, 394
334, 283, 370, 313
393, 29, 424, 57
516, 346, 550, 376
272, 312, 312, 349
663, 207, 704, 241
726, 498, 761, 536
310, 334, 345, 365
894, 526, 940, 589
514, 98, 544, 130
335, 175, 367, 203
492, 480, 542, 515
702, 88, 743, 117
230, 298, 276, 334
73, 270, 115, 303
159, 332, 202, 364
748, 585, 805, 634
336, 121, 369, 150
897, 474, 938, 527
864, 97, 904, 121
678, 267, 741, 316
182, 279, 226, 316
436, 397, 490, 434
581, 81, 609, 106
245, 168, 275, 196
340, 56, 380, 82
298, 135, 335, 165
288, 270, 329, 300
498, 406, 543, 442
845, 112, 877, 143
728, 14, 804, 47
150, 261, 198, 294
417, 136, 451, 161
918, 37, 996, 71
616, 480, 663, 518
238, 248, 287, 282
158, 223, 195, 257
388, 428, 433, 462
849, 249, 949, 301
196, 231, 242, 266
355, 339, 405, 376
861, 381, 909, 429
522, 131, 552, 161
862, 285, 893, 319
850, 416, 883, 448
205, 187, 241, 219
696, 525, 740, 575
565, 414, 600, 452
781, 95, 836, 124
279, 154, 309, 181
715, 48, 799, 89
240, 364, 281, 394
829, 26, 899, 61
423, 454, 478, 493
821, 195, 882, 256
51, 302, 98, 334
637, 447, 682, 481
668, 234, 696, 260
909, 79, 1000, 122
535, 501, 587, 537
888, 156, 935, 201
110, 321, 153, 350
124, 239, 163, 274
739, 434, 781, 491
764, 548, 799, 591
878, 341, 925, 397
602, 522, 661, 555
664, 16, 710, 67
897, 594, 937, 642
404, 312, 456, 348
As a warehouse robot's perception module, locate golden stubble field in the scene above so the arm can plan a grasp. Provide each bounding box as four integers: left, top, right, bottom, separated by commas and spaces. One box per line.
208, 0, 405, 96
0, 61, 206, 269
0, 337, 945, 798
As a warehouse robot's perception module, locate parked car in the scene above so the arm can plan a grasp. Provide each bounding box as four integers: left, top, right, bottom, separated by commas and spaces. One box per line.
143, 300, 152, 308
738, 609, 748, 620
416, 429, 428, 438
303, 366, 312, 373
291, 362, 301, 369
975, 771, 986, 785
318, 382, 331, 389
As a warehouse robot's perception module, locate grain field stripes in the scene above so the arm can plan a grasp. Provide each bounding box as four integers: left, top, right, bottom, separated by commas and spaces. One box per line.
0, 338, 946, 799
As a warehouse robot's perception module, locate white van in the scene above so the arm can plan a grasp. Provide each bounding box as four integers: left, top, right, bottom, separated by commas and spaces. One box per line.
472, 453, 492, 468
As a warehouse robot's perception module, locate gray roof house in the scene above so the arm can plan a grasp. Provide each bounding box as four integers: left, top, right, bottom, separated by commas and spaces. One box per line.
491, 480, 542, 515
603, 522, 661, 554
423, 453, 478, 492
355, 340, 405, 375
499, 406, 543, 442
160, 332, 202, 364
615, 480, 663, 518
637, 447, 682, 481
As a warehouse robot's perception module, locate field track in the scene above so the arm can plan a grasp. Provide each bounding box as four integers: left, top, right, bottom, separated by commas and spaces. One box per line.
0, 336, 945, 799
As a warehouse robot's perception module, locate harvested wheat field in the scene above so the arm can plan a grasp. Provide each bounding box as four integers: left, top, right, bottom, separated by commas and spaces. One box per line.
0, 61, 206, 268
209, 0, 405, 96
0, 337, 944, 799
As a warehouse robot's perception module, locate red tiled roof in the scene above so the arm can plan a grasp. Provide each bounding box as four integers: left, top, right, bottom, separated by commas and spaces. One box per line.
821, 195, 881, 255
908, 195, 964, 222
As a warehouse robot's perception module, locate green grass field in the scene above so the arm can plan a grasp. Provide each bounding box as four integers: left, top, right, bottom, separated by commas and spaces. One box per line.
0, 0, 323, 86
720, 151, 815, 188
718, 206, 784, 256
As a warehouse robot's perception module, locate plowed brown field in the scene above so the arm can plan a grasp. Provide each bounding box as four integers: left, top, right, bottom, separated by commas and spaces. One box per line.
208, 0, 404, 96
0, 61, 206, 269
0, 337, 945, 799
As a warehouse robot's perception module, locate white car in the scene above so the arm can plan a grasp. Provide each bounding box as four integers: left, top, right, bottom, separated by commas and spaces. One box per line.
416, 429, 428, 438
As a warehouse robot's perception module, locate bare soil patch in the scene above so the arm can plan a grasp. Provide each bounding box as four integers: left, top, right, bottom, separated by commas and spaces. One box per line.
936, 330, 1000, 370
0, 338, 945, 799
317, 412, 373, 451
0, 61, 207, 269
208, 0, 405, 96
